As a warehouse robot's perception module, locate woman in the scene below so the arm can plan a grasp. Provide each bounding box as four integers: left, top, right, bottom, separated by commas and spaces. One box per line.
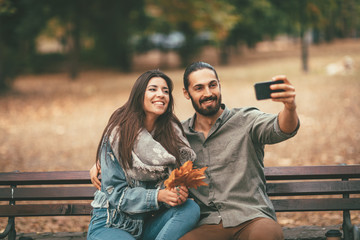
87, 70, 200, 240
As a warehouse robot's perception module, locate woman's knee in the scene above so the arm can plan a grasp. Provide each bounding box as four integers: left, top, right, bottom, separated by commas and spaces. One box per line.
88, 227, 135, 240
184, 199, 200, 213
181, 199, 200, 222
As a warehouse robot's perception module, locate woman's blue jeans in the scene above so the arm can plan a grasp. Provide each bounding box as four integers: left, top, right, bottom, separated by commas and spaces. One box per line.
87, 199, 200, 240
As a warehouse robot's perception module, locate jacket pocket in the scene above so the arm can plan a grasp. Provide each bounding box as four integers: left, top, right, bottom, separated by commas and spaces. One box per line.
91, 208, 108, 225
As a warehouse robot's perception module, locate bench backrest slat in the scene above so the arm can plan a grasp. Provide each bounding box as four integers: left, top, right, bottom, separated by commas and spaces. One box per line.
266, 180, 360, 196
264, 165, 360, 180
1, 165, 360, 184
0, 187, 96, 201
0, 204, 92, 217
4, 181, 359, 201
1, 198, 359, 217
272, 198, 360, 212
0, 171, 90, 185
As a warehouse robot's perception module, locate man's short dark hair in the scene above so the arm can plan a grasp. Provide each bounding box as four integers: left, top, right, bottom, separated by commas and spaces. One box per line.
183, 62, 219, 90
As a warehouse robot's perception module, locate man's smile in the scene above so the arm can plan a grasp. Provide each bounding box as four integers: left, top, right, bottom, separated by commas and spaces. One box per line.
200, 96, 217, 106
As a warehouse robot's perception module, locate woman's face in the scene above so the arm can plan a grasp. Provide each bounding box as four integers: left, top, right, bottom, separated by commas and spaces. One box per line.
143, 77, 170, 119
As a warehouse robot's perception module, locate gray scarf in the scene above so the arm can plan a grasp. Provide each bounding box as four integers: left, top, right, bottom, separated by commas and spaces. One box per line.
109, 123, 196, 183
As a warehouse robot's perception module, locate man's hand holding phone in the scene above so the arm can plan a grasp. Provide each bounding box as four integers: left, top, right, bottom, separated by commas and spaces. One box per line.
254, 75, 296, 111
254, 79, 284, 100
269, 75, 296, 111
255, 75, 298, 134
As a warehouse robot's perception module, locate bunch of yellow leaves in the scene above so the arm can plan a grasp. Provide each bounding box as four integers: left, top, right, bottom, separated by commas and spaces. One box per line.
164, 160, 208, 189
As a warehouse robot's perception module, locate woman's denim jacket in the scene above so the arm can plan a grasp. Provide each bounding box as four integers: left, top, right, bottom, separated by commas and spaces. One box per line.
91, 139, 161, 239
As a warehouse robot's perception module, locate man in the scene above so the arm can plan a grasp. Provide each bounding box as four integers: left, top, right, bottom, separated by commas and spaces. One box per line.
91, 62, 299, 240
178, 61, 298, 240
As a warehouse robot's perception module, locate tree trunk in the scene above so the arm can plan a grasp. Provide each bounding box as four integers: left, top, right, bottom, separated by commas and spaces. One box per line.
0, 41, 12, 93
178, 22, 200, 68
68, 14, 80, 80
300, 25, 309, 73
219, 42, 230, 65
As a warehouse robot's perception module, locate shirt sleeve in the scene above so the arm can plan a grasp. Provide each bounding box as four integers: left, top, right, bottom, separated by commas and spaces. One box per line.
100, 140, 160, 214
249, 109, 299, 144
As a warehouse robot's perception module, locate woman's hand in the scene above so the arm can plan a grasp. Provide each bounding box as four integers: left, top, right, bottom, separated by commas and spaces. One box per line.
158, 186, 189, 206
90, 163, 101, 190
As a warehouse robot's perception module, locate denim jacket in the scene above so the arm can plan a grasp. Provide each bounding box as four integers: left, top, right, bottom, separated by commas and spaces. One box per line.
91, 139, 161, 239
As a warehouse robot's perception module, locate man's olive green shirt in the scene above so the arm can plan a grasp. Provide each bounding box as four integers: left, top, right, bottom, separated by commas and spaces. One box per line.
182, 105, 299, 227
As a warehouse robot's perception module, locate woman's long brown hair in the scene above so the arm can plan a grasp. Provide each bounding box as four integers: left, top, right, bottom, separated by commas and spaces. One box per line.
96, 70, 186, 169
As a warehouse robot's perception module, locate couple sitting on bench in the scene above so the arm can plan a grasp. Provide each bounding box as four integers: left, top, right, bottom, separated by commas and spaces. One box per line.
87, 61, 299, 240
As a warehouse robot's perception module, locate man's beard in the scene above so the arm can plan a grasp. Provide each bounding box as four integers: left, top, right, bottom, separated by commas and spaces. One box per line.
190, 94, 222, 116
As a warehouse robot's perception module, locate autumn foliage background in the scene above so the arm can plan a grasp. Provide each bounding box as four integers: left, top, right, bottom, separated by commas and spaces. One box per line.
0, 39, 359, 233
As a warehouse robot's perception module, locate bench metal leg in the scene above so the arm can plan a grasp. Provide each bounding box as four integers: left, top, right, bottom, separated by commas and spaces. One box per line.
343, 210, 351, 240
0, 217, 16, 240
1, 185, 17, 240
343, 209, 360, 240
353, 225, 360, 240
8, 218, 16, 240
342, 176, 354, 240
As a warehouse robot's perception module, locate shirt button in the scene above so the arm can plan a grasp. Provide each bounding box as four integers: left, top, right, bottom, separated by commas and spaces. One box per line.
216, 203, 225, 210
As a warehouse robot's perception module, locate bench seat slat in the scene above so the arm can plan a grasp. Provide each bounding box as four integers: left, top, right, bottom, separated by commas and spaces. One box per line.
0, 204, 92, 217
266, 180, 360, 196
0, 187, 96, 201
272, 198, 360, 212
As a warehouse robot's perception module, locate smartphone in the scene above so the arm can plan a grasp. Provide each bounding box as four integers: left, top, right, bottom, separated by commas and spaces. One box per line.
254, 80, 284, 100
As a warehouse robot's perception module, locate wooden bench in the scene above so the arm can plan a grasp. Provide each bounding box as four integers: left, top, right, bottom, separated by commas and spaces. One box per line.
1, 165, 360, 240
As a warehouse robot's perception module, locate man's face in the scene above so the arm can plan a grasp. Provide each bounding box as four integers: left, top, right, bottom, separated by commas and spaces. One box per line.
184, 68, 222, 116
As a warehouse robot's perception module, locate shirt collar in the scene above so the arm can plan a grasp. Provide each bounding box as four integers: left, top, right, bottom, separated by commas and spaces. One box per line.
188, 104, 228, 132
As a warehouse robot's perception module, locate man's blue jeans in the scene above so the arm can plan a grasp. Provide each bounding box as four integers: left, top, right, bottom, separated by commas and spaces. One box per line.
87, 199, 200, 240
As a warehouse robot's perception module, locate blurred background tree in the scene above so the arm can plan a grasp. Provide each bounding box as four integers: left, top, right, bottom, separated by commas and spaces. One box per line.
145, 0, 239, 67
270, 0, 325, 72
84, 0, 147, 72
225, 0, 285, 64
0, 0, 359, 92
0, 0, 50, 91
270, 0, 359, 72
